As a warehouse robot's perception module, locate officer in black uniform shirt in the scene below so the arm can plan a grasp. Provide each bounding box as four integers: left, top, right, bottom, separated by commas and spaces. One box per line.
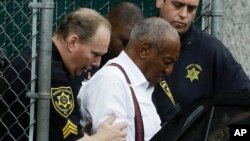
1, 8, 127, 141
153, 0, 250, 124
50, 42, 84, 140
49, 8, 127, 141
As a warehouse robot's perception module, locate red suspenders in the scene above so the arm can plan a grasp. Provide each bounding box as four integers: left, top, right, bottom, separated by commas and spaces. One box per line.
109, 63, 144, 141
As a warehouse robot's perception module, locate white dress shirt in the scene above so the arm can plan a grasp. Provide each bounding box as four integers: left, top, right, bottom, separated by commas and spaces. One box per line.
78, 51, 161, 141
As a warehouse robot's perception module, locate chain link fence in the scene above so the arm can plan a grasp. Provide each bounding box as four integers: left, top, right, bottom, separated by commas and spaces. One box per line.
0, 0, 33, 141
0, 0, 211, 140
202, 0, 212, 33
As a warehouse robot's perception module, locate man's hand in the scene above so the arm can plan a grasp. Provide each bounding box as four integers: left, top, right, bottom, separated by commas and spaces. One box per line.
84, 120, 92, 135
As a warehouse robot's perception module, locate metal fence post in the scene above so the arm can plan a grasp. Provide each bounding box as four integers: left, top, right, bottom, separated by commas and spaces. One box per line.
29, 0, 38, 140
211, 0, 224, 39
35, 0, 54, 140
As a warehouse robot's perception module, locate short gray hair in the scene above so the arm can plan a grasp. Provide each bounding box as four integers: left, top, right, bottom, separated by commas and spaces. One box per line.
127, 17, 178, 53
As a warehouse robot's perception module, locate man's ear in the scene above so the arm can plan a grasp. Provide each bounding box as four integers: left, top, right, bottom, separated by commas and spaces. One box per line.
156, 0, 164, 8
138, 41, 152, 59
67, 35, 79, 52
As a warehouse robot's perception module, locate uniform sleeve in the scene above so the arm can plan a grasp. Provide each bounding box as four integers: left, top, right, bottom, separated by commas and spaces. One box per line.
212, 40, 250, 93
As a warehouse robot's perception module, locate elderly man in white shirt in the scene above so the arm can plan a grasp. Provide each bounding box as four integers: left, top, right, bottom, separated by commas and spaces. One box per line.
78, 17, 180, 141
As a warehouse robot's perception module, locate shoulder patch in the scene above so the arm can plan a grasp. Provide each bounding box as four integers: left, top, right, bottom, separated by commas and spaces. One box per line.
160, 80, 176, 105
51, 86, 74, 117
63, 119, 78, 139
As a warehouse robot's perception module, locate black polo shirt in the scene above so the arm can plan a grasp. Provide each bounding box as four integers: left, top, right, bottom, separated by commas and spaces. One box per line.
153, 24, 250, 124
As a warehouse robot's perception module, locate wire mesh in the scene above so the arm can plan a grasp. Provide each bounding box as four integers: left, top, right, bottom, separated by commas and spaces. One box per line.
0, 0, 32, 141
202, 0, 212, 33
0, 0, 210, 140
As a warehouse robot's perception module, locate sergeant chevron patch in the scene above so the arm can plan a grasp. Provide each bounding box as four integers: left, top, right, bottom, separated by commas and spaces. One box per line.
63, 120, 78, 139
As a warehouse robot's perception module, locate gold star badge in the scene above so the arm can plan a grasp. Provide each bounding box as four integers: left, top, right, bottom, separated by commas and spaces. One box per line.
186, 67, 200, 82
57, 92, 71, 108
